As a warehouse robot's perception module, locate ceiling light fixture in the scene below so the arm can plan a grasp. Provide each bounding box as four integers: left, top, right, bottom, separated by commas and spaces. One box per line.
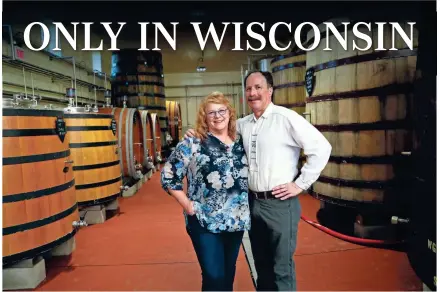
196, 50, 206, 72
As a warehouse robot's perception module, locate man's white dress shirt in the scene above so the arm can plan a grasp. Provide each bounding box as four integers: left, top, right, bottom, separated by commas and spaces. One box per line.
237, 102, 332, 192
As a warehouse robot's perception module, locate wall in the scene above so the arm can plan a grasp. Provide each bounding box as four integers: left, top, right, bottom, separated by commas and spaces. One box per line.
164, 72, 243, 133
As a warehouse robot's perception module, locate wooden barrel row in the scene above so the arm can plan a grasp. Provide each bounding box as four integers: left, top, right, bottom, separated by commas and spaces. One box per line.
2, 106, 162, 265
272, 21, 418, 217
99, 107, 162, 174
166, 100, 182, 147
111, 49, 170, 159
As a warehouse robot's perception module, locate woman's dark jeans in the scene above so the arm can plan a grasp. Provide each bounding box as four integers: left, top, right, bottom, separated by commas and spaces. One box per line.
186, 215, 244, 291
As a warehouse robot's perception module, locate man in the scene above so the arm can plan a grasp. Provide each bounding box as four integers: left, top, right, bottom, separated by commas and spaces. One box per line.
186, 71, 331, 291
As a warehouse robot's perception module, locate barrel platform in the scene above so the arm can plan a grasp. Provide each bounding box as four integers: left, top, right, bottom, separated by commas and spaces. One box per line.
98, 107, 156, 198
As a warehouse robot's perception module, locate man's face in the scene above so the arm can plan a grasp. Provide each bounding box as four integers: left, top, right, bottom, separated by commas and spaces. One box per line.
245, 72, 273, 113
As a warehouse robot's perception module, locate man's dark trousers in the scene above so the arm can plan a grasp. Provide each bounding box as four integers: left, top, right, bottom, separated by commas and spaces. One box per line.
186, 214, 244, 291
248, 195, 301, 291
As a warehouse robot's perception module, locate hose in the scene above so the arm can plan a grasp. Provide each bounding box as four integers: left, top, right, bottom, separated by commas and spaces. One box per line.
300, 215, 405, 246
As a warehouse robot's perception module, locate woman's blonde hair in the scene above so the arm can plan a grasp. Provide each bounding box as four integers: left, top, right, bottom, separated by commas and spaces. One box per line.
195, 91, 236, 140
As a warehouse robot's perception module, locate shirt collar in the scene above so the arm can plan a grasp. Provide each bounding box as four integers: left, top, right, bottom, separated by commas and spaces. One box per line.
252, 102, 274, 121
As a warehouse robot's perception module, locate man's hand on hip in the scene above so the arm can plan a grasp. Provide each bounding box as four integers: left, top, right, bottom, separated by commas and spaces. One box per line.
272, 182, 303, 200
184, 128, 196, 139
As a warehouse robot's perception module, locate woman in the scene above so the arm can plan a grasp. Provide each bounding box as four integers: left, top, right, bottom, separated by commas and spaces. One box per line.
161, 91, 250, 291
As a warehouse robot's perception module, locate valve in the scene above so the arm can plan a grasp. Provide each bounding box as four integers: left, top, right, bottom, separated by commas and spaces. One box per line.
391, 216, 410, 225
72, 220, 88, 228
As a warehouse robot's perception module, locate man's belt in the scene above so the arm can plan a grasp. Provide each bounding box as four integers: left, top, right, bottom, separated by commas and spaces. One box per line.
249, 189, 276, 200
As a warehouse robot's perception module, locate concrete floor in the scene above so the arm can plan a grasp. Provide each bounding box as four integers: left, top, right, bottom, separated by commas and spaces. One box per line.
35, 171, 422, 291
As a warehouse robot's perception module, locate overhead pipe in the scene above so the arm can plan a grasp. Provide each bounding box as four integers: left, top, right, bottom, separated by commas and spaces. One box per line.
42, 50, 105, 81
3, 56, 97, 90
3, 81, 103, 105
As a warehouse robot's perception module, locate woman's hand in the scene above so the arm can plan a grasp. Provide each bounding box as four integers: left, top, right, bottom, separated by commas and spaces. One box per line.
184, 200, 196, 215
168, 189, 196, 215
184, 129, 196, 139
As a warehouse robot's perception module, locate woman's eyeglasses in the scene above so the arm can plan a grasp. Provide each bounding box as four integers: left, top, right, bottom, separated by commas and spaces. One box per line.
207, 109, 228, 118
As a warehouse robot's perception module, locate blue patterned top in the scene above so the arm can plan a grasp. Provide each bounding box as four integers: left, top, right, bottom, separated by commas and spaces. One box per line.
161, 132, 250, 233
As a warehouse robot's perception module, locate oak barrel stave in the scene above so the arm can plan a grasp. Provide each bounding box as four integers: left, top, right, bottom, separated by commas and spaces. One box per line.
139, 110, 156, 172
150, 112, 163, 167
305, 21, 418, 208
3, 108, 79, 265
100, 107, 145, 180
64, 112, 122, 206
271, 51, 307, 115
166, 100, 182, 147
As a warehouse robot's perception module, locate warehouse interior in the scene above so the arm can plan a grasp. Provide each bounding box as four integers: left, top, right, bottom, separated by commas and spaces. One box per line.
2, 1, 437, 291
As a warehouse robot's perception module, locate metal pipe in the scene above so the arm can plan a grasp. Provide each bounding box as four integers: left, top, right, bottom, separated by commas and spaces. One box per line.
93, 71, 98, 109
31, 72, 35, 97
72, 56, 78, 107
22, 67, 28, 98
47, 55, 78, 106
241, 65, 246, 116
3, 81, 103, 105
185, 86, 190, 128
3, 56, 96, 89
42, 49, 105, 81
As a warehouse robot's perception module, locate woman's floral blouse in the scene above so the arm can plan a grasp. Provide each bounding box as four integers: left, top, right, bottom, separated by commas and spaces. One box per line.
161, 132, 250, 233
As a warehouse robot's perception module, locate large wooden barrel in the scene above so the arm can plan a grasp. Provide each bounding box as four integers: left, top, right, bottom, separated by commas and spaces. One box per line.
111, 49, 170, 158
139, 110, 155, 172
405, 10, 436, 290
270, 51, 307, 115
100, 107, 144, 180
3, 107, 79, 265
64, 110, 122, 206
166, 100, 182, 146
271, 51, 307, 169
111, 49, 165, 110
150, 112, 163, 168
305, 20, 418, 212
